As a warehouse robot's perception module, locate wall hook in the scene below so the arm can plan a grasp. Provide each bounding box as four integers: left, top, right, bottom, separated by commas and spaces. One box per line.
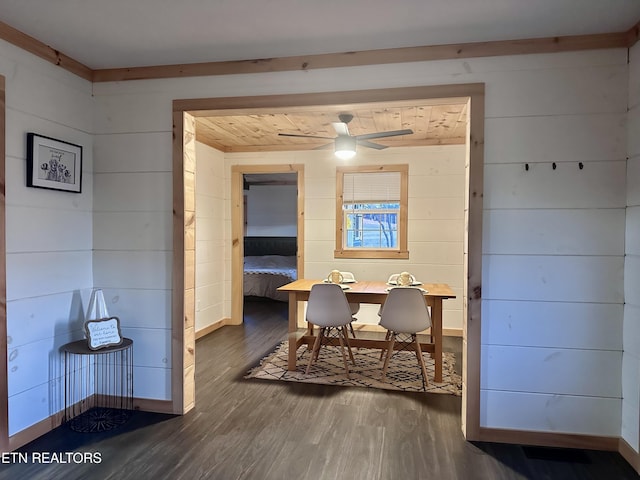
579, 162, 584, 170
525, 163, 529, 171
552, 162, 557, 170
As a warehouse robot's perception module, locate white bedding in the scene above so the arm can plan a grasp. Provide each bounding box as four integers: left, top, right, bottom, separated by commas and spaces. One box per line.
243, 255, 297, 301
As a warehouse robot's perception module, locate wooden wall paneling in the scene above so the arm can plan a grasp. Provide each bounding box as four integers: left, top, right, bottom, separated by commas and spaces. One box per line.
481, 390, 622, 437
482, 345, 622, 397
482, 300, 623, 350
483, 255, 624, 303
482, 63, 628, 119
0, 75, 7, 451
484, 114, 627, 165
482, 209, 625, 256
483, 161, 627, 210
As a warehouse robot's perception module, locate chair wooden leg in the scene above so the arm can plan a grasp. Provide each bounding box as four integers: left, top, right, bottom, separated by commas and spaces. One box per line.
379, 330, 391, 361
413, 334, 429, 389
381, 332, 396, 381
336, 330, 351, 379
306, 329, 323, 375
313, 328, 325, 362
349, 322, 356, 338
341, 326, 356, 365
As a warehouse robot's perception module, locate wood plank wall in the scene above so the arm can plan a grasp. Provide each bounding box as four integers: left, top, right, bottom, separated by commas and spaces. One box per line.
622, 42, 640, 455
0, 75, 7, 451
194, 143, 228, 332
479, 48, 628, 438
0, 48, 95, 449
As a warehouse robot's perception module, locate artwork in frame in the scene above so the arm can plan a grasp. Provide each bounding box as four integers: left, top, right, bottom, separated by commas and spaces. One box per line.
26, 132, 83, 193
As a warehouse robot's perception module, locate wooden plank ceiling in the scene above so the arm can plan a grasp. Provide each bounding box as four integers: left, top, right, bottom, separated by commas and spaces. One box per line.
194, 98, 468, 153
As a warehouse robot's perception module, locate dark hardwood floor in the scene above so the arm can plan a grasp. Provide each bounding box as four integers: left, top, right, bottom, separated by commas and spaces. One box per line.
1, 297, 638, 480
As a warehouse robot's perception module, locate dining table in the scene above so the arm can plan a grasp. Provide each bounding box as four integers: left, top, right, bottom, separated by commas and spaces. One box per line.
277, 279, 456, 383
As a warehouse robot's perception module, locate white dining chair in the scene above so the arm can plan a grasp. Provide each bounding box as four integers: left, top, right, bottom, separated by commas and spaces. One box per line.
305, 283, 357, 378
378, 287, 432, 389
340, 271, 359, 337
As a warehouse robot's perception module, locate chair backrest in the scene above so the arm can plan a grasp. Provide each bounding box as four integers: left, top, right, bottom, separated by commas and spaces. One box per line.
306, 283, 354, 327
379, 287, 432, 333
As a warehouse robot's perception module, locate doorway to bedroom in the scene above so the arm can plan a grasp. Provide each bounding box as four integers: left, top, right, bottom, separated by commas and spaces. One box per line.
230, 164, 305, 326
242, 172, 299, 306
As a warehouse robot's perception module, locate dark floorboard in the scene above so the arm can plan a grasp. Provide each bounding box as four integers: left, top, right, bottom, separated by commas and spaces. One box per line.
1, 297, 638, 480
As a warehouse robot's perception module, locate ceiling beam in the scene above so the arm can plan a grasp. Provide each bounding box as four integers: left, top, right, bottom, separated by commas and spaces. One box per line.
92, 32, 630, 82
0, 21, 93, 81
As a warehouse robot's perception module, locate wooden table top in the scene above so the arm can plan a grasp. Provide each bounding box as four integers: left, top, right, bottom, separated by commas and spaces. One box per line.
278, 279, 456, 298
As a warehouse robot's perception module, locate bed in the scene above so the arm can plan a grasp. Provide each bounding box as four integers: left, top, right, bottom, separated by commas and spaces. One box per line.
243, 236, 297, 302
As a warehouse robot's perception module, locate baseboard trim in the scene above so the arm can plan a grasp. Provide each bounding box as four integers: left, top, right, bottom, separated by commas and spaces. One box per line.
196, 318, 229, 339
133, 398, 175, 414
477, 427, 619, 451
7, 397, 175, 452
619, 437, 640, 474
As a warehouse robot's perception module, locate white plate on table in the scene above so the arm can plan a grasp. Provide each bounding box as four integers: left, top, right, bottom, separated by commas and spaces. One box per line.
385, 286, 428, 293
322, 280, 351, 290
387, 281, 422, 287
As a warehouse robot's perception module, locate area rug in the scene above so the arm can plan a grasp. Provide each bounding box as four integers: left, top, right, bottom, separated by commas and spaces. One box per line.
245, 342, 462, 396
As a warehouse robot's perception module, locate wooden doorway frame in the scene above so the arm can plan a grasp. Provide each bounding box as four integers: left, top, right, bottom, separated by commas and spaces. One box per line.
172, 84, 485, 439
230, 165, 305, 325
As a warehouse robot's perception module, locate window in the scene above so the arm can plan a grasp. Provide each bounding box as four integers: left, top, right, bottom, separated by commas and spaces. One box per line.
335, 165, 408, 259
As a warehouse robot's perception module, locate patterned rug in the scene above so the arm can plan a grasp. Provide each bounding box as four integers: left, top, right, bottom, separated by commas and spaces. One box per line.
245, 341, 462, 396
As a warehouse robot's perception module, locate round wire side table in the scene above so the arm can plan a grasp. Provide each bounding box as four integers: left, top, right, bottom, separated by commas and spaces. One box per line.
61, 338, 133, 432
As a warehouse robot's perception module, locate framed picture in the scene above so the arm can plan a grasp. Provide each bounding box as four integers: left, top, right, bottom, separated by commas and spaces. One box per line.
26, 133, 83, 193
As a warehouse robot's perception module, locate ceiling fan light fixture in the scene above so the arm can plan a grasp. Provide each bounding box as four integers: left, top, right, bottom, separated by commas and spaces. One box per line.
334, 135, 357, 160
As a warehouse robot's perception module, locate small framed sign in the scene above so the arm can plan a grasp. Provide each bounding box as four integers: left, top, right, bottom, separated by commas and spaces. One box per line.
84, 317, 123, 350
26, 133, 83, 193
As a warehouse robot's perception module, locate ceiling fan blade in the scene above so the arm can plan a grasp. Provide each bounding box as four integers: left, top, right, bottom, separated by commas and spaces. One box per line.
278, 133, 335, 140
355, 129, 413, 141
331, 122, 350, 137
312, 143, 334, 150
357, 139, 388, 150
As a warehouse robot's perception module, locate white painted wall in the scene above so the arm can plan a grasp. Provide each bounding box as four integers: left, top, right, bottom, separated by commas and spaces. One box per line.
195, 142, 227, 331
480, 49, 627, 436
246, 184, 297, 236
227, 146, 465, 330
623, 42, 640, 452
0, 39, 94, 435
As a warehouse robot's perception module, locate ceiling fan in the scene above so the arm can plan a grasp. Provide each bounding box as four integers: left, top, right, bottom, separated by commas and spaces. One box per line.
278, 113, 413, 159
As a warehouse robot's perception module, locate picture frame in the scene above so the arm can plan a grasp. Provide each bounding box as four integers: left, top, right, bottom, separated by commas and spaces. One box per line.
26, 133, 83, 193
84, 317, 123, 350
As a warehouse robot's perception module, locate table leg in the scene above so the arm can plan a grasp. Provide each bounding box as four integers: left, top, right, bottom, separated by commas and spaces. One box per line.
288, 291, 298, 371
432, 299, 443, 383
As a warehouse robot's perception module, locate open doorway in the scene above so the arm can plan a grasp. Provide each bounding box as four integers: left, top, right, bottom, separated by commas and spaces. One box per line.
173, 84, 485, 439
229, 165, 305, 324
242, 172, 299, 304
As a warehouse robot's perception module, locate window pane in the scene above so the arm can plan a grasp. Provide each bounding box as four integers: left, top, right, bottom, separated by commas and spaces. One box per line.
345, 210, 398, 248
